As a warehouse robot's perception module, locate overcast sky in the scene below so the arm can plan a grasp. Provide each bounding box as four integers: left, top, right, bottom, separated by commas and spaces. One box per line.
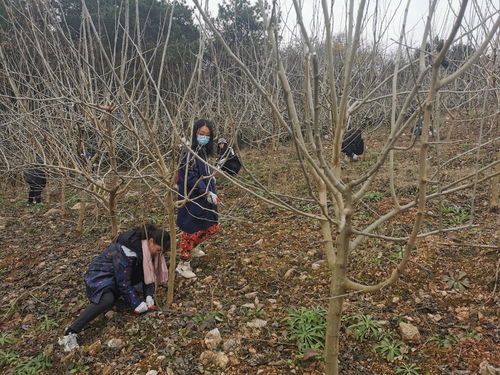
186, 0, 490, 49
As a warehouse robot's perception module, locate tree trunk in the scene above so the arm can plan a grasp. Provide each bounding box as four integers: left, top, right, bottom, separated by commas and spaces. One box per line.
166, 189, 177, 305
108, 189, 118, 238
490, 150, 500, 211
76, 200, 86, 236
60, 179, 67, 218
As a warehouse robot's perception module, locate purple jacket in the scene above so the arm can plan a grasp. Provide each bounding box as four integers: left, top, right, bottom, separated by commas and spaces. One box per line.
176, 149, 218, 233
84, 231, 154, 308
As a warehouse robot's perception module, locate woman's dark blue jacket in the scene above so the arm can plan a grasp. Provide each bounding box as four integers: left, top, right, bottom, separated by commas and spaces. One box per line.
176, 149, 218, 234
83, 230, 154, 309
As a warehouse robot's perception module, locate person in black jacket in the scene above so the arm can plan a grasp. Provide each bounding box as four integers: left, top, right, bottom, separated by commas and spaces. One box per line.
341, 128, 364, 161
59, 224, 169, 351
24, 156, 46, 205
216, 138, 241, 176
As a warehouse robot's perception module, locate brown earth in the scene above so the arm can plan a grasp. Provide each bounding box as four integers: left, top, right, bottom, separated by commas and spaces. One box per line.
0, 119, 498, 374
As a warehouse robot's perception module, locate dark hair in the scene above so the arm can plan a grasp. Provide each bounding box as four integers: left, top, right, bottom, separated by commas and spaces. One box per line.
191, 119, 215, 157
133, 224, 170, 252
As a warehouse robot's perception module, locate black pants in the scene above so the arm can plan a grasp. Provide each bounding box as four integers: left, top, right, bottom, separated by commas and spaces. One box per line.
28, 184, 44, 204
68, 290, 115, 334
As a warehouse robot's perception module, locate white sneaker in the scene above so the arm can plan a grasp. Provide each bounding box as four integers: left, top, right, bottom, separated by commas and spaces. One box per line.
176, 261, 196, 279
192, 246, 206, 258
58, 332, 79, 352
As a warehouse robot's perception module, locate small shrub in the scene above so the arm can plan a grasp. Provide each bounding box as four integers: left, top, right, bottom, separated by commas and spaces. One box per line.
0, 332, 18, 345
430, 334, 460, 348
287, 307, 326, 352
363, 191, 385, 202
347, 314, 383, 341
15, 352, 52, 375
192, 311, 223, 325
388, 245, 404, 261
69, 362, 91, 373
34, 316, 58, 331
443, 271, 470, 291
245, 306, 265, 319
374, 338, 403, 362
440, 203, 469, 224
396, 362, 421, 375
0, 350, 21, 368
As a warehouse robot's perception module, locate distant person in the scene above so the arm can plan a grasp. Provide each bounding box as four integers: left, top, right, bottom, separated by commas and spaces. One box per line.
176, 119, 221, 279
24, 156, 46, 205
413, 118, 434, 138
216, 138, 241, 176
59, 224, 169, 352
341, 128, 364, 161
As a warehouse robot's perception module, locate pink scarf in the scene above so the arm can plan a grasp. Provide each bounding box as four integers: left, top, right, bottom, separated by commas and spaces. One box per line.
142, 240, 168, 285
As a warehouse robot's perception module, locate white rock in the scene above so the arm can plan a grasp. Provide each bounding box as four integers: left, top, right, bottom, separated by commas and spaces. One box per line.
71, 202, 83, 210
146, 371, 158, 375
223, 339, 238, 352
311, 262, 321, 270
284, 268, 295, 279
245, 292, 258, 299
204, 328, 222, 350
107, 338, 124, 348
479, 361, 500, 375
247, 319, 267, 328
399, 322, 421, 343
44, 208, 60, 216
199, 351, 229, 369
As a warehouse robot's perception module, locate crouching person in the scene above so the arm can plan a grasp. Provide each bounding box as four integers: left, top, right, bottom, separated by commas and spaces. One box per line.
59, 224, 169, 351
341, 128, 365, 161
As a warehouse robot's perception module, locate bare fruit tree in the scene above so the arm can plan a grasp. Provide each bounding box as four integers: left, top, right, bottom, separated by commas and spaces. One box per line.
0, 0, 209, 304
192, 0, 499, 373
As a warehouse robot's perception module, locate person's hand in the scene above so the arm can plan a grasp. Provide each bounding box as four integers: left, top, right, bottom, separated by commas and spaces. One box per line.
207, 192, 220, 205
134, 302, 148, 314
146, 296, 156, 310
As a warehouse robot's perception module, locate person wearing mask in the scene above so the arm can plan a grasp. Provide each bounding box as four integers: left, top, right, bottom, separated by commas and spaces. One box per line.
176, 119, 221, 279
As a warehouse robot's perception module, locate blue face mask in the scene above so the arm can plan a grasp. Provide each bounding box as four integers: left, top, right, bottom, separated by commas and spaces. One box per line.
197, 135, 210, 145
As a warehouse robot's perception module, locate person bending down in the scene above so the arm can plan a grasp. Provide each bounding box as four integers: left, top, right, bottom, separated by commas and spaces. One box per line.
341, 128, 365, 161
59, 224, 169, 351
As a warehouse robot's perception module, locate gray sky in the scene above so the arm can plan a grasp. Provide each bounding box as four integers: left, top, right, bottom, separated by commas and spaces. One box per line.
186, 0, 493, 49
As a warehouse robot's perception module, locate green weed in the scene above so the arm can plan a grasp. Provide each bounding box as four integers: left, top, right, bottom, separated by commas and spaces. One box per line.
395, 362, 421, 375
443, 271, 470, 291
347, 314, 383, 341
14, 352, 52, 375
69, 362, 90, 373
286, 307, 326, 352
363, 191, 385, 202
245, 305, 265, 319
430, 334, 460, 348
34, 315, 58, 331
440, 203, 469, 224
374, 338, 403, 362
362, 159, 376, 168
0, 350, 21, 368
0, 332, 18, 345
192, 310, 224, 325
388, 245, 404, 261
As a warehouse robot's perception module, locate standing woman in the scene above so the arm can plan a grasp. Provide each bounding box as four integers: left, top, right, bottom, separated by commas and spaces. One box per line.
59, 224, 169, 351
176, 119, 221, 278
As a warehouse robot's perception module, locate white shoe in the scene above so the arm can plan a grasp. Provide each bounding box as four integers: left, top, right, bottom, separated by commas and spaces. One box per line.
176, 261, 196, 279
192, 246, 206, 258
58, 332, 79, 352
